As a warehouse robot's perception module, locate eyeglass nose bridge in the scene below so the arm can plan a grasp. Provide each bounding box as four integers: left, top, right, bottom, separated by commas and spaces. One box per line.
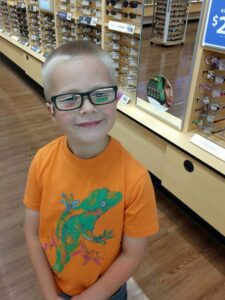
80, 92, 96, 109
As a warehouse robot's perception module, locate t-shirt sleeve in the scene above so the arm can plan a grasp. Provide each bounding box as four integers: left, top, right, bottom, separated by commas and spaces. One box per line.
123, 171, 159, 237
23, 154, 41, 211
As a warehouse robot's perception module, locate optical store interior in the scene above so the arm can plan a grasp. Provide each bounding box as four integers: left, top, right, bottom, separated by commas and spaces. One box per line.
0, 0, 225, 299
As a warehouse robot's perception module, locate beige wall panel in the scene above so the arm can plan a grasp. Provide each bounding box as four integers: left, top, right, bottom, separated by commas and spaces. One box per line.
110, 111, 167, 178
162, 144, 225, 235
0, 37, 25, 70
23, 54, 43, 86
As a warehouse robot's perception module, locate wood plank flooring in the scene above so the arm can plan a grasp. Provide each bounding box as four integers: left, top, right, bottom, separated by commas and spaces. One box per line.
0, 55, 225, 300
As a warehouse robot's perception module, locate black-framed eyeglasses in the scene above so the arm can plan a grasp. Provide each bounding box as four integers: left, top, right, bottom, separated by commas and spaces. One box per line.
51, 86, 118, 111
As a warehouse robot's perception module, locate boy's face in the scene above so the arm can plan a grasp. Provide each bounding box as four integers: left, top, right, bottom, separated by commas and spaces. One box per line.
47, 56, 117, 150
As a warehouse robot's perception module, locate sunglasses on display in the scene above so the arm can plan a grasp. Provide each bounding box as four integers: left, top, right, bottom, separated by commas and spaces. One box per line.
208, 116, 225, 124
51, 86, 118, 111
196, 97, 211, 104
193, 114, 225, 126
122, 1, 139, 8
110, 50, 120, 60
107, 41, 120, 50
107, 32, 121, 40
156, 27, 183, 35
171, 8, 187, 13
193, 121, 225, 135
124, 85, 137, 94
199, 83, 225, 98
123, 36, 139, 46
119, 64, 138, 74
156, 1, 186, 7
106, 9, 138, 19
168, 37, 183, 42
106, 0, 139, 8
195, 103, 225, 112
203, 70, 225, 85
120, 45, 138, 56
206, 56, 225, 71
155, 17, 184, 25
156, 8, 186, 17
211, 127, 225, 135
80, 0, 92, 5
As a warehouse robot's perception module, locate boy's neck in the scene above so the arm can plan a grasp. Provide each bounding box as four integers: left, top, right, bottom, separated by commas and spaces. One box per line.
67, 136, 111, 159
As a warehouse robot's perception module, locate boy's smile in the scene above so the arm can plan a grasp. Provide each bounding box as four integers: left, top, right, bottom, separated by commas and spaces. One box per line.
77, 120, 103, 128
47, 56, 118, 158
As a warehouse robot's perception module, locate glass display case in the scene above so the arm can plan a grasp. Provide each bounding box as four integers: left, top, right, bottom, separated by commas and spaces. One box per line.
136, 0, 204, 129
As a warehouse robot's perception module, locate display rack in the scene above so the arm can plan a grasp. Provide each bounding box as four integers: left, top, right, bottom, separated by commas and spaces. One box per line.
40, 12, 56, 57
0, 0, 144, 95
184, 0, 225, 150
150, 0, 189, 46
185, 47, 225, 148
143, 0, 202, 25
28, 0, 42, 52
0, 0, 10, 35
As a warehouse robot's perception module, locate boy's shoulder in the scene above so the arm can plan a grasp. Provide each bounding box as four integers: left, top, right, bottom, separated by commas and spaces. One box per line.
115, 138, 148, 176
34, 136, 64, 162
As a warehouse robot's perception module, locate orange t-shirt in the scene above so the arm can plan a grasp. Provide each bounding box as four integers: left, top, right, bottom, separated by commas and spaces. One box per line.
23, 136, 159, 295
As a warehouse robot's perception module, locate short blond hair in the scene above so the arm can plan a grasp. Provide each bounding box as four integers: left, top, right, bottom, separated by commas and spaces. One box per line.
42, 41, 117, 101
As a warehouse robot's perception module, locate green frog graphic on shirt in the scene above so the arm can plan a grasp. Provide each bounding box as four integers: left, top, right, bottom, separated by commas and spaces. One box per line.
51, 188, 122, 273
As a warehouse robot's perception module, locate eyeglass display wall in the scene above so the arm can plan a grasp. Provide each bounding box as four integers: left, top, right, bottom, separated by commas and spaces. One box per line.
150, 0, 189, 46
185, 49, 225, 146
184, 1, 225, 148
0, 0, 144, 95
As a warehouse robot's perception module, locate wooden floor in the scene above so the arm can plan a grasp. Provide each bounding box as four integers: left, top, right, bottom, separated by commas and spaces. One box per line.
0, 56, 225, 300
138, 21, 199, 119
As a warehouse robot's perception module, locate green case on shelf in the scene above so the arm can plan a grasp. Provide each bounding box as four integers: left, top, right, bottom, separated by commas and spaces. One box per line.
147, 75, 166, 105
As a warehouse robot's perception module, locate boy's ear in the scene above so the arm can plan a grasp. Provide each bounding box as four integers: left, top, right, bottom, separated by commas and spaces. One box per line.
46, 102, 55, 119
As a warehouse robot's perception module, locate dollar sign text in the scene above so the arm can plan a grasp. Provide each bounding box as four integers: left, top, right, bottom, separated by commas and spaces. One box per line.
212, 15, 218, 27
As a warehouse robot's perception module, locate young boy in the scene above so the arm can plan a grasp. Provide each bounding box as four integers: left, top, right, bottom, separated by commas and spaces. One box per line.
23, 41, 159, 300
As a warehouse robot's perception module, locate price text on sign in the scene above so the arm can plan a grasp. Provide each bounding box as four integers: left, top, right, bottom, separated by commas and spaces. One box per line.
119, 94, 130, 104
108, 21, 135, 35
212, 14, 225, 34
203, 0, 225, 49
58, 11, 72, 21
78, 16, 98, 26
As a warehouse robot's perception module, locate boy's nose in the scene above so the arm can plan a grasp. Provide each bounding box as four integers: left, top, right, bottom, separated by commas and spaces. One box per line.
79, 96, 97, 114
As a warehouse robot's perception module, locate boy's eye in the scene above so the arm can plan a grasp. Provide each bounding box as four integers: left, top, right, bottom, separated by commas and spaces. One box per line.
57, 94, 80, 103
94, 93, 109, 103
91, 89, 115, 103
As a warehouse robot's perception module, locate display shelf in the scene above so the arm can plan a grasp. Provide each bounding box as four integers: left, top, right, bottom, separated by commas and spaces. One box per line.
0, 0, 143, 51
189, 0, 203, 13
184, 0, 225, 151
0, 0, 144, 96
150, 0, 189, 46
116, 99, 225, 174
104, 28, 140, 93
0, 30, 45, 61
187, 48, 225, 148
56, 16, 76, 45
145, 0, 154, 5
143, 0, 202, 23
8, 1, 20, 41
0, 0, 10, 35
27, 0, 42, 52
40, 12, 56, 57
17, 1, 29, 45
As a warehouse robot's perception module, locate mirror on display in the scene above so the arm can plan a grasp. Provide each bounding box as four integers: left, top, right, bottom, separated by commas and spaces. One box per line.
136, 0, 204, 129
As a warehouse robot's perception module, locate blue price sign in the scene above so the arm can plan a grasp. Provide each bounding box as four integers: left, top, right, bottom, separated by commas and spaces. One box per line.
202, 0, 225, 50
